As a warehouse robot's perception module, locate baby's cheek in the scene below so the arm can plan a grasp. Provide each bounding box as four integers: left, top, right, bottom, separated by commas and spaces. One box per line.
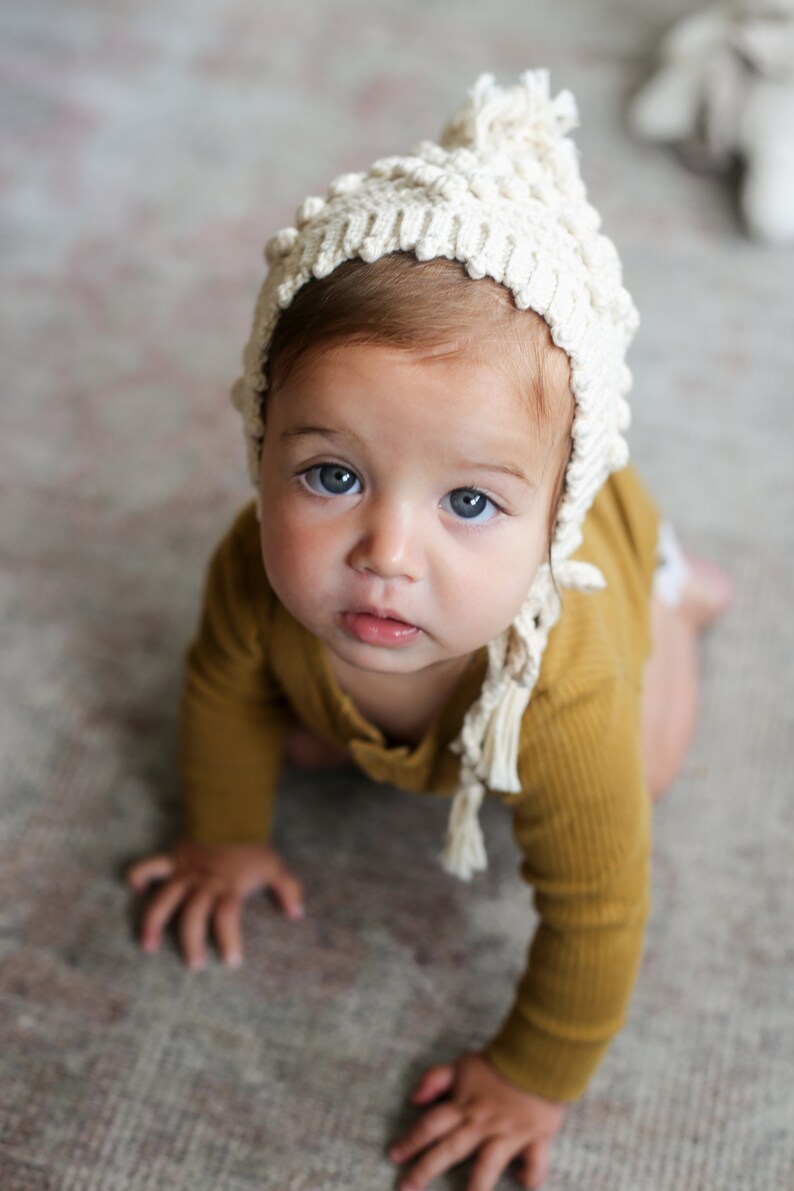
458, 544, 543, 637
261, 512, 333, 609
261, 510, 302, 582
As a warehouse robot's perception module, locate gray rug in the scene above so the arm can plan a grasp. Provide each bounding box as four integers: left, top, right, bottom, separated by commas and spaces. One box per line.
2, 0, 793, 1187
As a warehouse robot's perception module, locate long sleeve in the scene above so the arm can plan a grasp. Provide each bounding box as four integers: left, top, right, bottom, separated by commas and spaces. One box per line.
179, 509, 293, 846
484, 671, 652, 1102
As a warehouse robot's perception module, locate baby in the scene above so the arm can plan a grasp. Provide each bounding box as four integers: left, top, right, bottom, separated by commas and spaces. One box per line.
127, 72, 732, 1191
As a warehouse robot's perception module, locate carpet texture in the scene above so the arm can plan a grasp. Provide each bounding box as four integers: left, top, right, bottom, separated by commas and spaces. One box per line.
1, 0, 793, 1187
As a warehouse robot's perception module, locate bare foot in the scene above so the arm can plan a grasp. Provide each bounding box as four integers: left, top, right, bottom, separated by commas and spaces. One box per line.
680, 553, 735, 632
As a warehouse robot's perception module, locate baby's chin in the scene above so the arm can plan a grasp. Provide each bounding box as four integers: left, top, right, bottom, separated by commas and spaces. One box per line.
322, 626, 482, 681
323, 628, 433, 672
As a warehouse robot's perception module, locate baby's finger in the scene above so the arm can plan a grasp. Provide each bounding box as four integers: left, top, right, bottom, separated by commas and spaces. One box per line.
467, 1138, 518, 1191
411, 1062, 456, 1104
518, 1140, 551, 1189
139, 877, 191, 952
213, 893, 244, 967
179, 886, 216, 969
389, 1103, 463, 1164
269, 866, 305, 919
127, 854, 176, 891
399, 1125, 476, 1191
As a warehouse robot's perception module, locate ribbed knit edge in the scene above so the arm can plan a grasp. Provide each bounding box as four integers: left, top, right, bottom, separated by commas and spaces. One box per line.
484, 1014, 611, 1101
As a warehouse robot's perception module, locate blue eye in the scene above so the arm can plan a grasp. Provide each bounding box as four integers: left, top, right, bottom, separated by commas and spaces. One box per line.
442, 488, 499, 523
301, 463, 362, 496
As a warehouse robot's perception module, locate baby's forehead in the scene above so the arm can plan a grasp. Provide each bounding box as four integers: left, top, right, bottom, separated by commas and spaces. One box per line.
284, 337, 569, 464
410, 321, 573, 439
267, 254, 574, 444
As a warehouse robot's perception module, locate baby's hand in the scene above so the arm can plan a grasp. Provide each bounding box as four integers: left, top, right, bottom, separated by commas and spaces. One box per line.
388, 1052, 566, 1191
126, 839, 304, 969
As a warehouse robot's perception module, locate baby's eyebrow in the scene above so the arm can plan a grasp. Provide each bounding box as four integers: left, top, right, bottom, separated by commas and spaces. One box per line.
280, 425, 362, 445
457, 458, 537, 488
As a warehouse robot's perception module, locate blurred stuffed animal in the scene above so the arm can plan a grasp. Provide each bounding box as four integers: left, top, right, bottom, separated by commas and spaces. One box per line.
629, 0, 794, 243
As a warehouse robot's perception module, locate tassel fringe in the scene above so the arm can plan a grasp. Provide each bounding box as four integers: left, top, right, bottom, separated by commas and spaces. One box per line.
476, 681, 532, 792
440, 777, 488, 880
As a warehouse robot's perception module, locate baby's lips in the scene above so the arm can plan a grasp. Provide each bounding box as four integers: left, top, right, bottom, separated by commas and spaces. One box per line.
345, 602, 419, 627
340, 611, 422, 645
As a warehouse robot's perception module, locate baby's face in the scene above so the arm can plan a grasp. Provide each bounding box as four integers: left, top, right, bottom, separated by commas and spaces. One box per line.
258, 340, 569, 679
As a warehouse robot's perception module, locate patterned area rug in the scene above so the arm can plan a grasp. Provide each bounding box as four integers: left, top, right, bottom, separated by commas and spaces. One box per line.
2, 0, 793, 1187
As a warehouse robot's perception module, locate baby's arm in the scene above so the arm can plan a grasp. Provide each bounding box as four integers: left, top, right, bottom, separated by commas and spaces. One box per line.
390, 673, 650, 1191
485, 672, 651, 1101
127, 506, 299, 967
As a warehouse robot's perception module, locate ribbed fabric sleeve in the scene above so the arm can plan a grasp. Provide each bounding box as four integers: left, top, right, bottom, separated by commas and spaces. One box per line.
179, 510, 292, 846
484, 672, 651, 1101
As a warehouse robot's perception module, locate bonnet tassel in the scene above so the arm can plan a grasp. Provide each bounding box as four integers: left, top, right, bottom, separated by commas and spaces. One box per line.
471, 560, 605, 796
440, 771, 488, 880
441, 559, 608, 880
476, 680, 531, 793
440, 680, 530, 880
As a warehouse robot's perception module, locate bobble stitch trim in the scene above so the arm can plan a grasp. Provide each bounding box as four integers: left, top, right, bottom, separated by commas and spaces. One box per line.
469, 172, 499, 202
429, 172, 467, 200
500, 175, 529, 202
296, 196, 326, 229
369, 157, 399, 178
606, 434, 629, 470
327, 171, 366, 197
264, 226, 299, 264
616, 395, 632, 431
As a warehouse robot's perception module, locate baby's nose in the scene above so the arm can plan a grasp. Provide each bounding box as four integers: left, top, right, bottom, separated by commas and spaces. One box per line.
348, 500, 423, 581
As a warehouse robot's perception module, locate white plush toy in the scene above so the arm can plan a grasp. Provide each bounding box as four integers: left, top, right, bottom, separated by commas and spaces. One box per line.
629, 0, 794, 243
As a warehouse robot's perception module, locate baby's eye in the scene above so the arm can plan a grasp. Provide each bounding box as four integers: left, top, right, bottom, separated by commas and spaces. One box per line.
300, 463, 363, 497
441, 488, 499, 523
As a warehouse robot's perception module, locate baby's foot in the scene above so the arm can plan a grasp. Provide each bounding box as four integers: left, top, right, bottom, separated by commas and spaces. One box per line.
680, 554, 734, 631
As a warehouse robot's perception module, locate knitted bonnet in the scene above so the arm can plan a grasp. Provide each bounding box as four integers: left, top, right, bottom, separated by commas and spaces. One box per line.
231, 70, 639, 880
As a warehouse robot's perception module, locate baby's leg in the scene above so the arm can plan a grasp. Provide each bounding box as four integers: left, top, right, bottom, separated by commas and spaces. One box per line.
641, 522, 734, 802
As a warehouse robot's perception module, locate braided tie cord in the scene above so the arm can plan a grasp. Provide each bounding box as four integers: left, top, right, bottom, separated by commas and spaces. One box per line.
442, 555, 608, 870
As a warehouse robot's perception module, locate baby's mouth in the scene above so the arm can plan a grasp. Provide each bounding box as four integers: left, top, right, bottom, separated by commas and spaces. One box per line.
349, 605, 418, 628
339, 607, 422, 645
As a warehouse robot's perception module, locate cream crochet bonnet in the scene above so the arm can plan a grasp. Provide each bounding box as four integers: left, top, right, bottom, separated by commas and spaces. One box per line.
231, 70, 639, 880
